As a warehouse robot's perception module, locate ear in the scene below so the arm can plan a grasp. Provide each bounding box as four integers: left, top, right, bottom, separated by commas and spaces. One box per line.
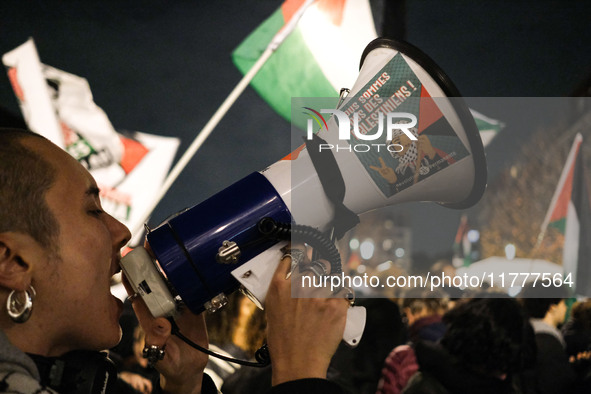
0, 232, 36, 291
551, 300, 566, 317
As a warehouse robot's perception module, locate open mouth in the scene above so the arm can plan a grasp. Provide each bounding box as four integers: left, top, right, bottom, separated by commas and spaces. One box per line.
109, 261, 128, 303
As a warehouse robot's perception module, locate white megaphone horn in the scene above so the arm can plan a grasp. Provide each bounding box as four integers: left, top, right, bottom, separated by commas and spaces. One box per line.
121, 38, 487, 349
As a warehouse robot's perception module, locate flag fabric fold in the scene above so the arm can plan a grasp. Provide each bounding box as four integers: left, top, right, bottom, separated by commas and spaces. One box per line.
569, 141, 591, 296
540, 134, 583, 235
469, 108, 505, 147
539, 133, 590, 296
232, 0, 377, 129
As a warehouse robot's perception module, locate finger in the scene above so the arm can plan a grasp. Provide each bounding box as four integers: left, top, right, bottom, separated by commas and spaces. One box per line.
144, 317, 172, 348
129, 290, 171, 348
144, 379, 153, 394
275, 252, 293, 279
369, 165, 380, 171
378, 157, 387, 167
127, 285, 154, 321
300, 259, 330, 275
280, 244, 308, 279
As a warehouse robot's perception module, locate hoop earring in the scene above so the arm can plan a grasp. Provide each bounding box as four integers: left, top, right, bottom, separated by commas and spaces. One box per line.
6, 285, 36, 323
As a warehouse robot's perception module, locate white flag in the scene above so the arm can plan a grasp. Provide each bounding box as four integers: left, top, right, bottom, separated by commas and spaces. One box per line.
3, 38, 180, 244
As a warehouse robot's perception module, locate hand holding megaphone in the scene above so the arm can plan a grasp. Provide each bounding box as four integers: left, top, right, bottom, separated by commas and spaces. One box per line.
121, 36, 487, 358
265, 251, 350, 385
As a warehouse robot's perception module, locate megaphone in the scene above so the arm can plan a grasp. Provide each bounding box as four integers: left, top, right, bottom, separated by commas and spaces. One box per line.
120, 38, 487, 348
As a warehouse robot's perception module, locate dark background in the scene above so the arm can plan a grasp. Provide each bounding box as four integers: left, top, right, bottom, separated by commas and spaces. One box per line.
1, 0, 590, 257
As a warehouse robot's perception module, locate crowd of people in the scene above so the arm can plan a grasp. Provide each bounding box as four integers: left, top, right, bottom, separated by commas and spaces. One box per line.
377, 285, 591, 394
109, 279, 591, 394
1, 128, 591, 394
106, 256, 591, 394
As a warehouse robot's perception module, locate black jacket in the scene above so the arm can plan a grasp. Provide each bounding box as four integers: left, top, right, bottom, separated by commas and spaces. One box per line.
401, 341, 518, 394
521, 333, 576, 394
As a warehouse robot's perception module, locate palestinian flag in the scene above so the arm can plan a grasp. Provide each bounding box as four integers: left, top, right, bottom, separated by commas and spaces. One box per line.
469, 108, 504, 147
540, 133, 591, 296
232, 0, 377, 130
232, 0, 504, 146
452, 214, 472, 268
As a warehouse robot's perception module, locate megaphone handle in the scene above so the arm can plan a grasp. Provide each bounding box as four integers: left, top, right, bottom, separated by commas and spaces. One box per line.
232, 247, 366, 346
343, 305, 366, 347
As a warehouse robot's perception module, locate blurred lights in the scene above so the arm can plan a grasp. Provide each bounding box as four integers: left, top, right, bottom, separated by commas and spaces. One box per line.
508, 286, 522, 297
395, 247, 405, 258
382, 239, 393, 251
467, 229, 480, 243
510, 166, 518, 178
360, 239, 375, 260
357, 264, 367, 274
349, 238, 359, 250
377, 261, 392, 272
505, 243, 516, 260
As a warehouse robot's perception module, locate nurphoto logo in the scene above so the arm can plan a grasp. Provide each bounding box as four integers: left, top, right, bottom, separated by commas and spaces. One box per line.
303, 106, 418, 153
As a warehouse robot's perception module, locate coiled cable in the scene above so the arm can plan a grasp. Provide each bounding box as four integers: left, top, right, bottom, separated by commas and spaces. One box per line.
257, 217, 342, 274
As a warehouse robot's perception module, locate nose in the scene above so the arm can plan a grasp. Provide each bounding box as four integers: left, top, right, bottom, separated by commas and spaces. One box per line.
106, 213, 132, 250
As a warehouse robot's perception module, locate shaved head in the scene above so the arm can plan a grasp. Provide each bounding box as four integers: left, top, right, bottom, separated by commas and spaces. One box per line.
0, 128, 59, 250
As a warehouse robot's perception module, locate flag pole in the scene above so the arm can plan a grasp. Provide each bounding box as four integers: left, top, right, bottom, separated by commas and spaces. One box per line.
533, 133, 583, 250
131, 0, 316, 239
